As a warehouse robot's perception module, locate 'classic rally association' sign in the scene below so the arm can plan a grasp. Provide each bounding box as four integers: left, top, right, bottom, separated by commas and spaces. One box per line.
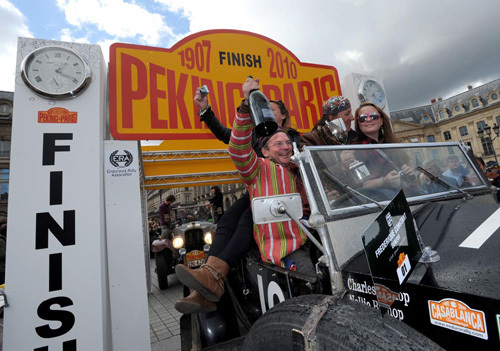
109, 29, 340, 144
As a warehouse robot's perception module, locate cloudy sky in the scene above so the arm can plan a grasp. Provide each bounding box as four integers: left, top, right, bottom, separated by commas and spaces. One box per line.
2, 0, 500, 111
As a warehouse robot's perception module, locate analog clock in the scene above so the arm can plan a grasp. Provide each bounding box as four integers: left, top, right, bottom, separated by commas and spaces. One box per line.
358, 79, 386, 109
21, 46, 92, 99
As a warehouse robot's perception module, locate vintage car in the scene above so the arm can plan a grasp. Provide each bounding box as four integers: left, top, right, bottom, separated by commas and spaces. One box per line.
181, 141, 500, 351
153, 205, 215, 290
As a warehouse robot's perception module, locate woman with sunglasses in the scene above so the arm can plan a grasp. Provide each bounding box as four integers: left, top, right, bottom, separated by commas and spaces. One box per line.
354, 102, 400, 144
350, 102, 417, 190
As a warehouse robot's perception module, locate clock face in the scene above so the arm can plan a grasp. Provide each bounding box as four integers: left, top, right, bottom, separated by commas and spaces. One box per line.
359, 79, 386, 108
21, 46, 92, 99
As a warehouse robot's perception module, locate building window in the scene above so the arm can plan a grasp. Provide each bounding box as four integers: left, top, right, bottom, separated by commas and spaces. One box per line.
0, 141, 10, 157
459, 126, 468, 136
184, 194, 191, 203
471, 98, 479, 108
447, 146, 455, 155
427, 135, 435, 142
490, 92, 498, 101
414, 152, 422, 166
430, 149, 439, 161
439, 110, 446, 119
481, 137, 494, 156
0, 102, 12, 116
477, 121, 486, 131
0, 168, 9, 200
421, 114, 430, 122
443, 131, 452, 141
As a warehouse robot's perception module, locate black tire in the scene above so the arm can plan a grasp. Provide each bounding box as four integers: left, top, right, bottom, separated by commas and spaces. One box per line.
155, 252, 169, 290
242, 294, 443, 351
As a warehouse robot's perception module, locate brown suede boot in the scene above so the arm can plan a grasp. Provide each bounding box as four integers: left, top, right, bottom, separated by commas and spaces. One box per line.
175, 256, 229, 302
174, 290, 216, 314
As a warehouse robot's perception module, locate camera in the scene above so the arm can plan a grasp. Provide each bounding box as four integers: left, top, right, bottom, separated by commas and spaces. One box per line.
200, 85, 209, 98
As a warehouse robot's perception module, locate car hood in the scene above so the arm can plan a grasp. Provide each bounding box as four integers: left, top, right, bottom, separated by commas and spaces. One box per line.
344, 194, 500, 300
408, 195, 500, 300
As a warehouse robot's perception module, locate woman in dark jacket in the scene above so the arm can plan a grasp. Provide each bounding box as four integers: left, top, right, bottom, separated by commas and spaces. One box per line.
195, 92, 300, 156
351, 102, 416, 190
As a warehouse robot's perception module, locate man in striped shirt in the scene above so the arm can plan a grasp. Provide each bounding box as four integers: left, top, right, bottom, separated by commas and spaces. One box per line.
229, 77, 311, 272
174, 78, 313, 315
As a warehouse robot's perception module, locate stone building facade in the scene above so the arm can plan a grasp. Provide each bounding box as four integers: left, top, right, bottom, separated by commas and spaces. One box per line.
146, 182, 246, 220
391, 78, 500, 166
0, 92, 13, 217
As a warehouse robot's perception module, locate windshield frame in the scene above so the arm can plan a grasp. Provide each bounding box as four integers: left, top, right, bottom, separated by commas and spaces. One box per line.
301, 142, 489, 218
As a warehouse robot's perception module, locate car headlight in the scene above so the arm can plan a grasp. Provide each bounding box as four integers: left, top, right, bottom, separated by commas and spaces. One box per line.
203, 231, 213, 245
172, 236, 184, 249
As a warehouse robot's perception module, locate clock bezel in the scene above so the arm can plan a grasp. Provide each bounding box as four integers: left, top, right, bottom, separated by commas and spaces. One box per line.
358, 78, 387, 109
20, 45, 92, 100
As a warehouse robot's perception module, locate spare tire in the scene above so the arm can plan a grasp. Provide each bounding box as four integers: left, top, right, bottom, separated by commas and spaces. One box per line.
242, 294, 443, 351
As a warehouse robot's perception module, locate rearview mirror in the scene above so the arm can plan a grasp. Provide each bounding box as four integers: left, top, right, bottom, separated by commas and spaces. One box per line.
251, 193, 303, 224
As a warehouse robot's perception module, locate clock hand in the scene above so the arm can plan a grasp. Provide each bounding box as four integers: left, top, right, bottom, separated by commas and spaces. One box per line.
55, 62, 68, 74
56, 70, 78, 83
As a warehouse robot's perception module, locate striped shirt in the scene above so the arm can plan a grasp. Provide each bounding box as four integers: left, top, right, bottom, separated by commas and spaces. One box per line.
228, 110, 308, 267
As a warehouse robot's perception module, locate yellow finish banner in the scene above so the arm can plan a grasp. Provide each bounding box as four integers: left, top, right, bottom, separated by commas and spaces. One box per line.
109, 29, 341, 148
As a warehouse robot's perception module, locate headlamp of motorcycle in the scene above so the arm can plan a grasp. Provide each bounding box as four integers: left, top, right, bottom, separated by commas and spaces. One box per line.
203, 231, 213, 245
172, 236, 184, 249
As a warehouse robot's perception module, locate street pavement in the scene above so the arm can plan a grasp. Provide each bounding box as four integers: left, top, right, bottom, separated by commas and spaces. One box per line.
149, 256, 184, 351
0, 257, 185, 351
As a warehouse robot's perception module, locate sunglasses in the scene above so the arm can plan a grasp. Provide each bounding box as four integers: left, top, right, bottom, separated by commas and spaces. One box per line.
357, 112, 381, 123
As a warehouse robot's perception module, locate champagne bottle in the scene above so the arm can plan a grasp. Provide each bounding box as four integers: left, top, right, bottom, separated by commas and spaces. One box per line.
248, 89, 278, 137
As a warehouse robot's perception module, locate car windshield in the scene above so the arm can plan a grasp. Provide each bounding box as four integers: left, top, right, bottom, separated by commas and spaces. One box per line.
171, 204, 211, 224
302, 142, 487, 215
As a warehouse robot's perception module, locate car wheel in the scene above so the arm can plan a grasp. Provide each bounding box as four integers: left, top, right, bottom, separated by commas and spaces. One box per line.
155, 252, 169, 290
242, 294, 443, 351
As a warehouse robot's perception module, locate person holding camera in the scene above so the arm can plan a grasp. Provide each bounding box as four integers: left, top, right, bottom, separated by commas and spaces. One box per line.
194, 86, 300, 156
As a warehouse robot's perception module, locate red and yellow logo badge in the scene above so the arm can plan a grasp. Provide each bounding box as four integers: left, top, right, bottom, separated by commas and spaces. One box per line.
428, 298, 488, 340
374, 283, 399, 308
38, 107, 77, 124
186, 250, 205, 261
